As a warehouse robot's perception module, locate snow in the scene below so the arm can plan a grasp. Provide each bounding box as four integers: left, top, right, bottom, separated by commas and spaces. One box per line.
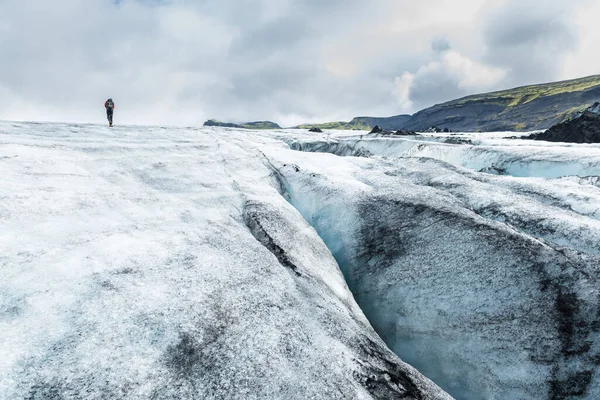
2, 121, 600, 399
0, 122, 450, 399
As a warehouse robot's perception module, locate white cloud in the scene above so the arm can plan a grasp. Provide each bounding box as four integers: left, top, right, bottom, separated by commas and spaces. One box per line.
441, 51, 507, 90
562, 1, 600, 79
0, 0, 597, 126
393, 73, 415, 112
394, 50, 507, 111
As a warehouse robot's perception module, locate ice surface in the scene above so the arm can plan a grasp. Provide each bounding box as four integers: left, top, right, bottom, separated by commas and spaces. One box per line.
286, 133, 600, 179
267, 130, 600, 399
3, 121, 600, 399
0, 122, 451, 399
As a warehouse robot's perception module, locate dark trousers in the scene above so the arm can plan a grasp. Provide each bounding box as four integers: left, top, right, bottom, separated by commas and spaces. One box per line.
106, 108, 113, 124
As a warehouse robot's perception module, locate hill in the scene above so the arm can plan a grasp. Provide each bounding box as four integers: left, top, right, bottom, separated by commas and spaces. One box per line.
351, 115, 412, 130
206, 75, 600, 133
297, 115, 411, 131
298, 75, 600, 132
296, 119, 371, 131
402, 74, 600, 132
204, 119, 281, 129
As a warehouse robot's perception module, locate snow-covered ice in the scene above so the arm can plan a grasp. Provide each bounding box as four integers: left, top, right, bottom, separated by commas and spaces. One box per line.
285, 131, 600, 179
270, 130, 600, 399
2, 122, 600, 399
0, 122, 450, 399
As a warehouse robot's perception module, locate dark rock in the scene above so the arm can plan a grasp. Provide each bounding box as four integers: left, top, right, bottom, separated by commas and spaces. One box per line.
524, 102, 600, 143
444, 137, 473, 145
370, 125, 384, 134
369, 126, 417, 136
308, 128, 323, 133
243, 206, 302, 277
478, 165, 507, 175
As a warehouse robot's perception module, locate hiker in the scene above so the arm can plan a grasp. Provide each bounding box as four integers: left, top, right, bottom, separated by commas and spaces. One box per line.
104, 98, 115, 127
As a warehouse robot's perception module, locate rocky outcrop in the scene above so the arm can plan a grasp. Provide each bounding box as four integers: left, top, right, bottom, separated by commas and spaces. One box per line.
308, 127, 323, 133
369, 125, 416, 136
443, 137, 472, 145
203, 119, 282, 129
370, 125, 384, 134
523, 103, 600, 143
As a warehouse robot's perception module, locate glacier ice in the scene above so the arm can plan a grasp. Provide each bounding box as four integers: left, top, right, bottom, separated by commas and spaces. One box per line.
0, 122, 451, 399
2, 122, 600, 399
267, 130, 600, 399
285, 132, 600, 179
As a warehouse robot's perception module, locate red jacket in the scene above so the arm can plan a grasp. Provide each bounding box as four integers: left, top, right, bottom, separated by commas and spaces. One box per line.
104, 100, 115, 110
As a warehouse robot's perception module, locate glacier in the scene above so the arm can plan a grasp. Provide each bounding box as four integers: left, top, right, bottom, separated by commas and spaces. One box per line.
0, 122, 450, 400
1, 122, 600, 399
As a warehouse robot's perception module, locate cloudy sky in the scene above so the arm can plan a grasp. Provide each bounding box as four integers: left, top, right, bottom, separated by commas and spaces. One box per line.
1, 0, 599, 126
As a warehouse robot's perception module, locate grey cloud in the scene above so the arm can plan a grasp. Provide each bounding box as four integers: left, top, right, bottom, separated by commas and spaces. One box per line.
409, 77, 469, 109
0, 0, 596, 125
393, 0, 595, 112
482, 0, 581, 85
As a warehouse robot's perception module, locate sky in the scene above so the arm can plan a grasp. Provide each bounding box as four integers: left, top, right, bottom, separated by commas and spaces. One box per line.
0, 0, 599, 127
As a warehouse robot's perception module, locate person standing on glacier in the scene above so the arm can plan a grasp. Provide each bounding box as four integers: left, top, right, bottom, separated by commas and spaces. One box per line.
104, 98, 115, 127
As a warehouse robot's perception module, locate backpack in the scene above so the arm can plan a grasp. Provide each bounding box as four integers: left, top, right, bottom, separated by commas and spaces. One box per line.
106, 99, 114, 109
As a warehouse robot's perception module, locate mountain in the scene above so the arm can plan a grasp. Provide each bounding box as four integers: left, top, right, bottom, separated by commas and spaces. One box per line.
204, 119, 281, 129
206, 75, 600, 133
402, 74, 600, 132
350, 115, 413, 130
297, 75, 600, 132
296, 119, 371, 131
242, 121, 282, 129
203, 119, 240, 128
297, 115, 411, 131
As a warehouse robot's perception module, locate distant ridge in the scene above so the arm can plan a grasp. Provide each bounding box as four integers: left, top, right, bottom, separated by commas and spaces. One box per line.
206, 75, 600, 133
298, 75, 600, 132
296, 115, 411, 131
401, 74, 600, 132
203, 119, 281, 130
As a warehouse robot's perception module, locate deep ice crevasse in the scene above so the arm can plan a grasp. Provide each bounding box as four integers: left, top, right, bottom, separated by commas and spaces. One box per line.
263, 142, 600, 400
0, 121, 452, 400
